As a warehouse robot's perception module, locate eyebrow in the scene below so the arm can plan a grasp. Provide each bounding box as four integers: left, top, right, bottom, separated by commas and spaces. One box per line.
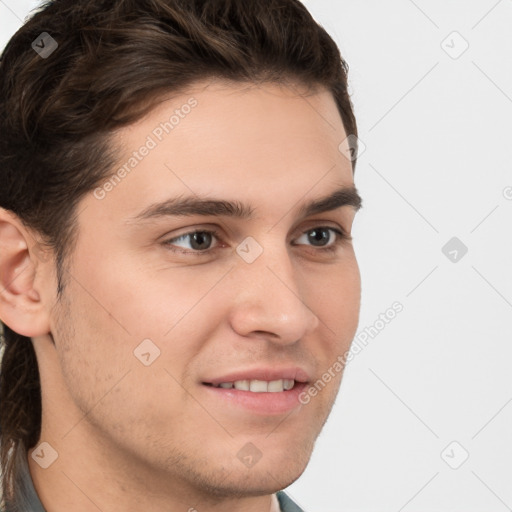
128, 185, 362, 223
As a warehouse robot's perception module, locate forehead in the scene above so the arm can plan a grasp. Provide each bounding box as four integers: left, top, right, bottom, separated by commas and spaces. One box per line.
86, 79, 355, 224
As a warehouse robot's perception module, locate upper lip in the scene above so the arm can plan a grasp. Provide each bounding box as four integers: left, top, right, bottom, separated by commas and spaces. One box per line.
203, 366, 311, 386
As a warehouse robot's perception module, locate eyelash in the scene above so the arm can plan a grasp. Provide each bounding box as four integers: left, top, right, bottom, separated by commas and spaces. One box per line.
162, 226, 351, 256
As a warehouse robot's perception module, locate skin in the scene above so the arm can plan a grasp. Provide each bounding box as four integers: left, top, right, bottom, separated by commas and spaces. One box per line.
0, 79, 361, 512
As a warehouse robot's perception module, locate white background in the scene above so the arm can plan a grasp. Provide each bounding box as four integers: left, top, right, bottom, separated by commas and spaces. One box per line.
1, 1, 511, 511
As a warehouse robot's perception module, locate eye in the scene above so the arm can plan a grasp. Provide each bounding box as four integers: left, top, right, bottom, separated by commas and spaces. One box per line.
293, 227, 350, 253
164, 229, 222, 253
162, 226, 350, 255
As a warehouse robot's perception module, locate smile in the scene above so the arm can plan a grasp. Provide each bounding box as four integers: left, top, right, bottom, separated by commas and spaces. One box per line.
207, 379, 296, 392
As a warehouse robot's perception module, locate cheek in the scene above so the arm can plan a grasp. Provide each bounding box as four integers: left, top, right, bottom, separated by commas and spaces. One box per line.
80, 248, 230, 346
53, 260, 217, 410
52, 288, 132, 414
53, 287, 193, 441
307, 256, 361, 337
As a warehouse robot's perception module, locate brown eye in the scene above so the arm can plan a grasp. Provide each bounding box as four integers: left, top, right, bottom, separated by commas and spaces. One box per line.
163, 229, 221, 254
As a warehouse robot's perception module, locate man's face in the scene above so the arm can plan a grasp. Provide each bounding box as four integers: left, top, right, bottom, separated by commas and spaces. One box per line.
45, 80, 361, 497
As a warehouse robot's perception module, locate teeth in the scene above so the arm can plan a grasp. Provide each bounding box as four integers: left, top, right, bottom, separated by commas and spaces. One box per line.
216, 379, 296, 392
250, 380, 268, 392
283, 379, 295, 390
234, 380, 250, 391
267, 380, 284, 392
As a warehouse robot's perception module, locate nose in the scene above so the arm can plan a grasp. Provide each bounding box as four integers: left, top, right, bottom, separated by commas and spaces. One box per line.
227, 241, 320, 346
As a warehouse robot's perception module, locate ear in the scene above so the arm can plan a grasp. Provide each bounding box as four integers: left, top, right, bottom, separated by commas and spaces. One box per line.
0, 208, 51, 337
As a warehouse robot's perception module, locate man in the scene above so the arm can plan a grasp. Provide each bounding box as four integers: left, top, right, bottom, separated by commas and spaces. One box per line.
0, 0, 363, 510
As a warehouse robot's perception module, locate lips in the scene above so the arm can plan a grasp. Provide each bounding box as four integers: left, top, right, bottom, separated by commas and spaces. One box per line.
212, 379, 295, 392
201, 366, 311, 415
202, 366, 311, 388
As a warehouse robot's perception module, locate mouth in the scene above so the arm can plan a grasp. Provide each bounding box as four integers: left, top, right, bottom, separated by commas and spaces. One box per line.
203, 378, 297, 392
201, 368, 311, 415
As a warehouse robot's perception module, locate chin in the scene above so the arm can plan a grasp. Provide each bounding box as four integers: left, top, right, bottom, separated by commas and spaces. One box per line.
182, 437, 315, 501
237, 437, 314, 491
201, 457, 311, 500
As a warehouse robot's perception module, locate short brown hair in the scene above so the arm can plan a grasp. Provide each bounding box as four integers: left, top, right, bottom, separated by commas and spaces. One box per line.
0, 0, 357, 502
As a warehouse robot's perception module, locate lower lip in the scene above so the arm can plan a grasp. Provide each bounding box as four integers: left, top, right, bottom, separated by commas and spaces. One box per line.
201, 383, 308, 415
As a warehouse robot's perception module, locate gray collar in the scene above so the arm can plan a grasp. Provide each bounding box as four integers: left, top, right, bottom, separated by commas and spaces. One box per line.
6, 449, 305, 512
4, 448, 46, 512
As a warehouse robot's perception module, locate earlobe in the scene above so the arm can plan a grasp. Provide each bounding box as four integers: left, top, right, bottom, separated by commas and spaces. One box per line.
0, 208, 51, 338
